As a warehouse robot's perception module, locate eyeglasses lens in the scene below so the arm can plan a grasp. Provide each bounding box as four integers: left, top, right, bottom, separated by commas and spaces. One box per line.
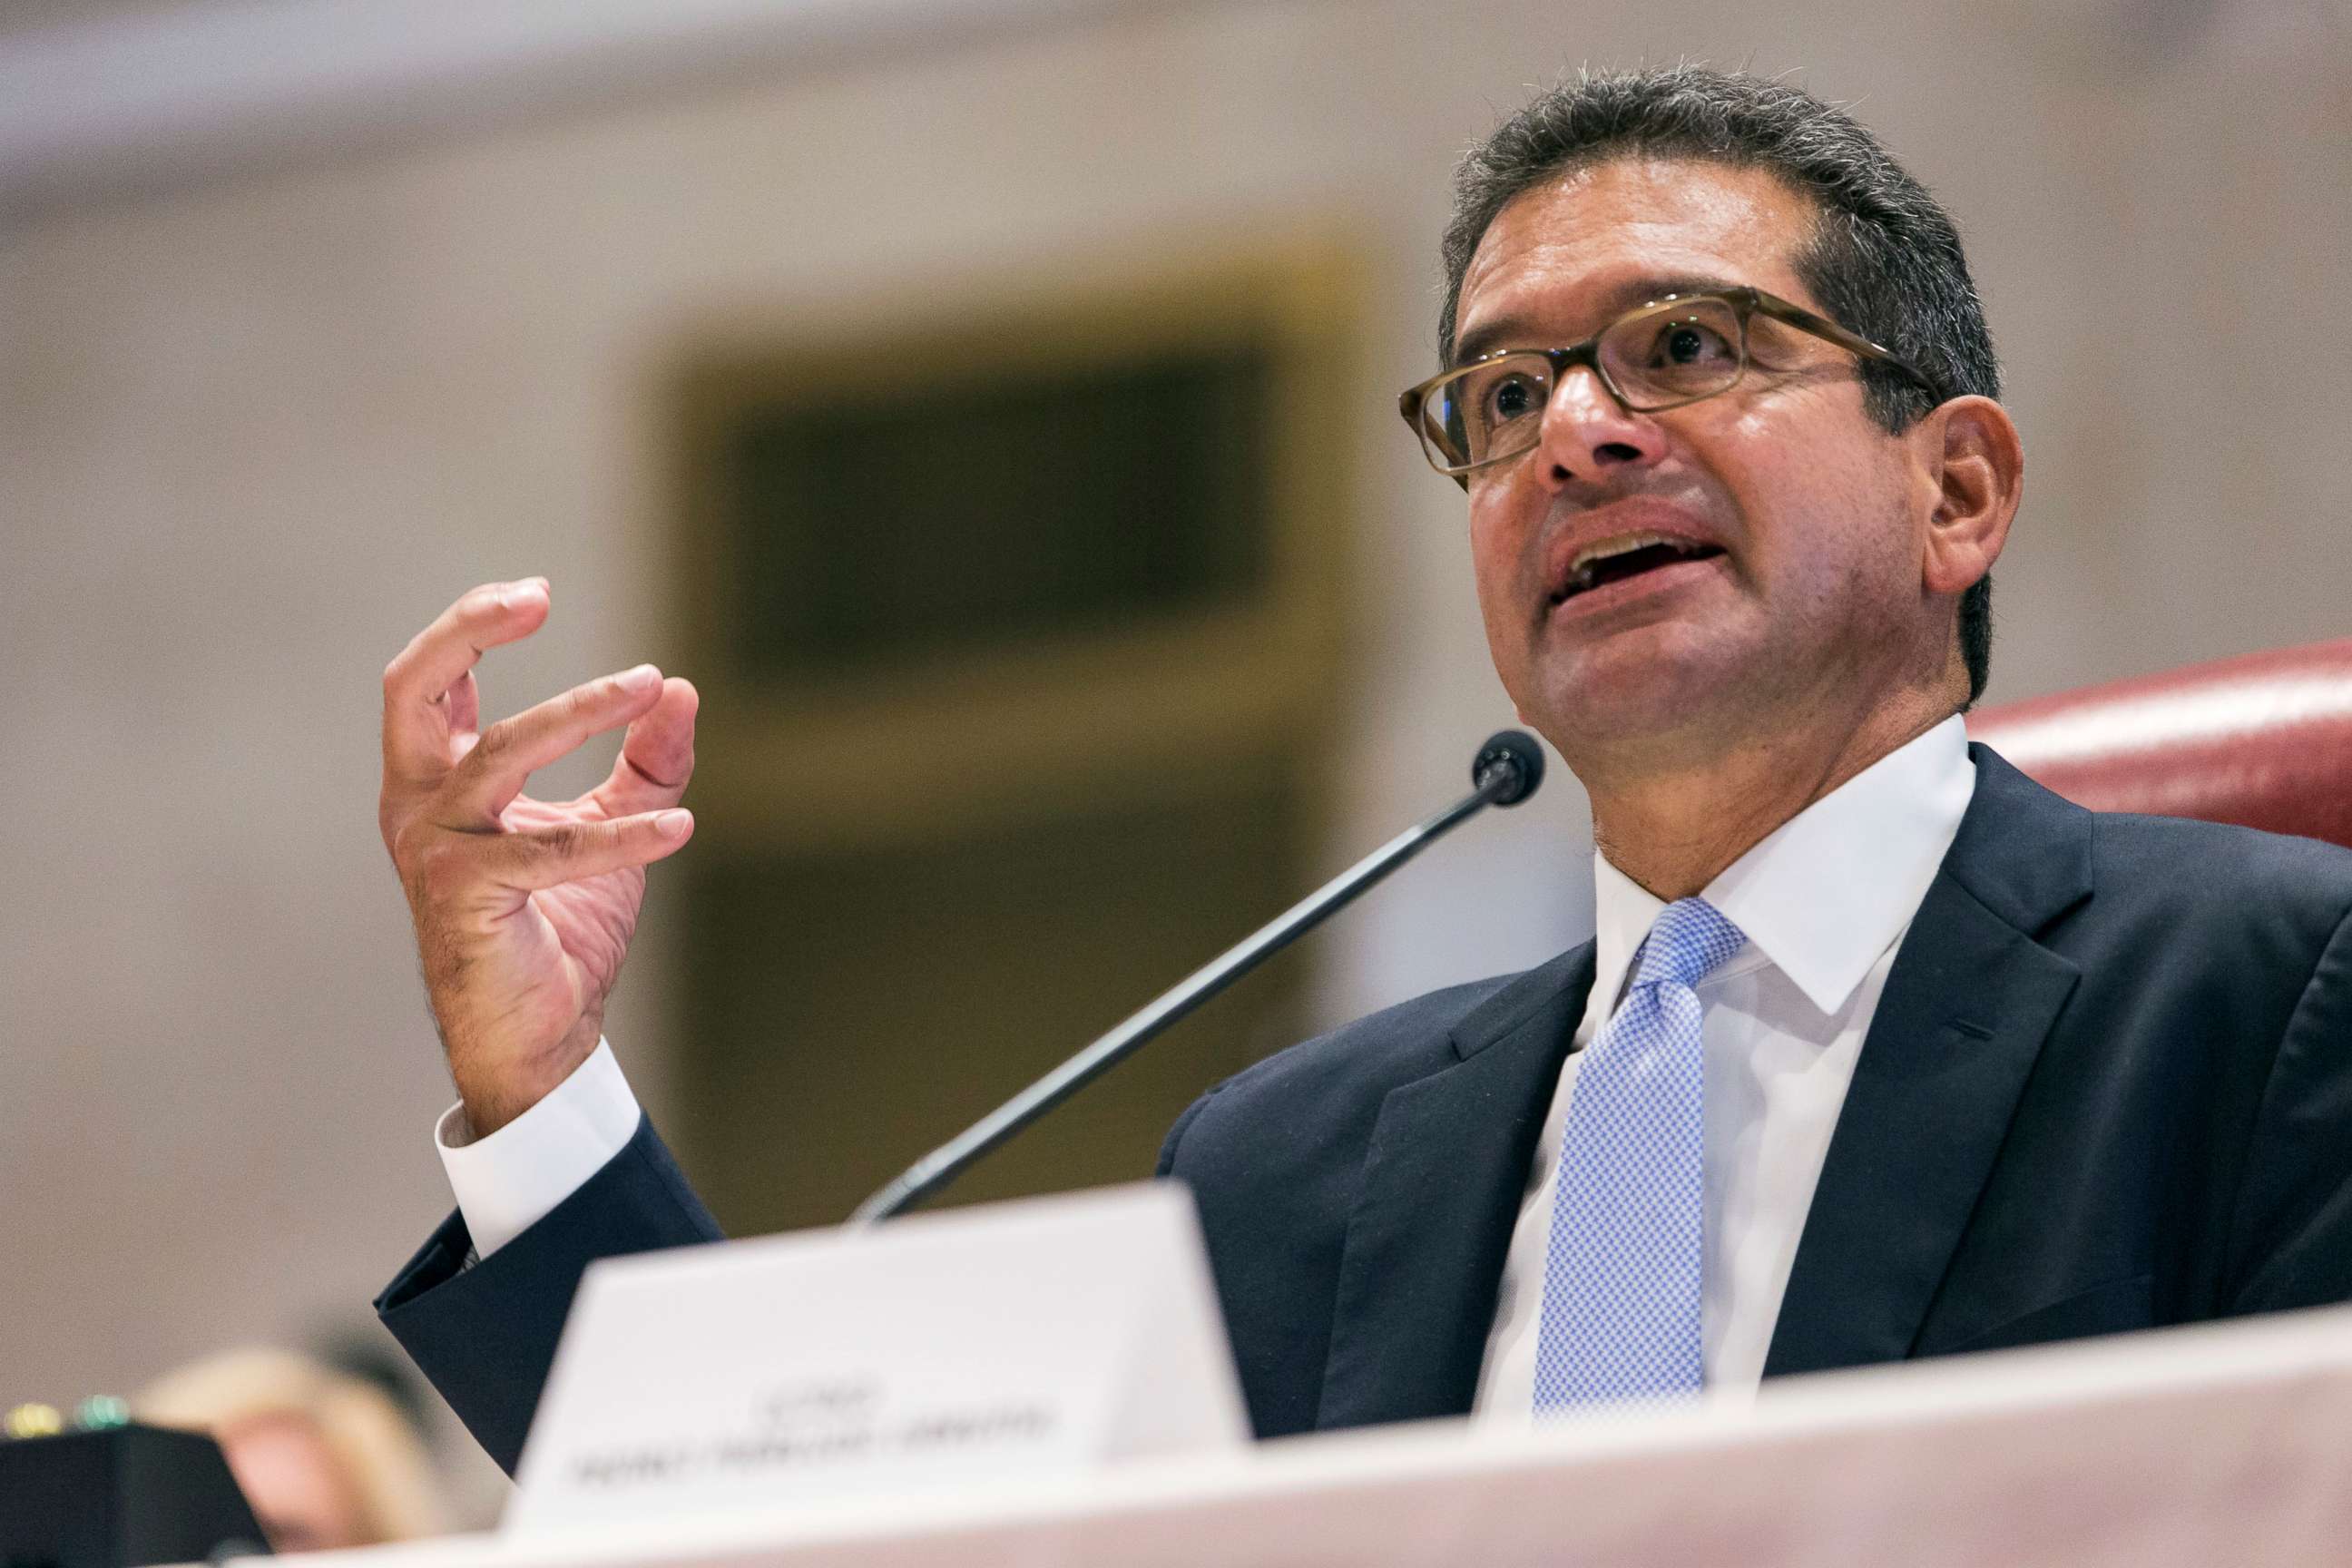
1425, 354, 1553, 471
1600, 298, 1746, 409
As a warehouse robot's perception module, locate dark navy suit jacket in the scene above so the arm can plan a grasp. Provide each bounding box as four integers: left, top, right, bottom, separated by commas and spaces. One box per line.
378, 749, 2352, 1474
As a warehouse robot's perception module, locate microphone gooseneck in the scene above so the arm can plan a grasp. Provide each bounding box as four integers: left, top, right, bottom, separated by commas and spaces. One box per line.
846, 730, 1548, 1227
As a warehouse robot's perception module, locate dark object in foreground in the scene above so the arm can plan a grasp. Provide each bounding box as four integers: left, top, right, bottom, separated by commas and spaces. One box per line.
0, 1425, 268, 1568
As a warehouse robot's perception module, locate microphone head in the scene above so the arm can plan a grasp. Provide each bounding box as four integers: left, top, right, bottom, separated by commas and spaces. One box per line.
1472, 730, 1545, 807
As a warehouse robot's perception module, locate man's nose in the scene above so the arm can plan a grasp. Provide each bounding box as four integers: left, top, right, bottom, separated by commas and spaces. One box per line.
1531, 365, 1666, 487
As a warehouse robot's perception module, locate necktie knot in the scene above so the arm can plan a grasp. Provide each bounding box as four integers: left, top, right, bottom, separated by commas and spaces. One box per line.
1629, 897, 1745, 994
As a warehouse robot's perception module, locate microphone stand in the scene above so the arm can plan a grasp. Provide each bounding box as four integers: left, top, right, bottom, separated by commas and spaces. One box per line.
847, 731, 1545, 1226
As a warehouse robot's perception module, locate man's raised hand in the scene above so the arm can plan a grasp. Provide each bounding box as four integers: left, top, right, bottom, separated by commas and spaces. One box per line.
379, 579, 698, 1136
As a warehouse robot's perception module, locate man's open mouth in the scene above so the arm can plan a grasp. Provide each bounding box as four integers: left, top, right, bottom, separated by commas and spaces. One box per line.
1552, 534, 1727, 603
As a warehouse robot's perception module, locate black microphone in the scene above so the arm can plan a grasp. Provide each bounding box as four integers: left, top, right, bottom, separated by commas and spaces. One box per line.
847, 730, 1547, 1225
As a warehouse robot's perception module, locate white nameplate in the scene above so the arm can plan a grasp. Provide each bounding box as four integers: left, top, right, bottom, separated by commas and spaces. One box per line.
505, 1181, 1250, 1532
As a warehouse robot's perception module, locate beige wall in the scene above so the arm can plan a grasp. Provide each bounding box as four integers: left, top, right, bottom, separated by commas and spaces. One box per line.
2, 0, 2345, 1503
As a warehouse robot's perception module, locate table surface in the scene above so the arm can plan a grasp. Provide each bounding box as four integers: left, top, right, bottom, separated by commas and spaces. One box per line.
262, 1301, 2352, 1568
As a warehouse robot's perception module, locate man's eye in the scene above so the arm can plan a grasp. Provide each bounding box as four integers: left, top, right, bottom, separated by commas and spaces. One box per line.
1485, 374, 1544, 420
1650, 321, 1737, 367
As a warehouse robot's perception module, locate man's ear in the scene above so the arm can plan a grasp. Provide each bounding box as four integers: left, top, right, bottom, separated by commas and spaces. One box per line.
1915, 395, 2024, 597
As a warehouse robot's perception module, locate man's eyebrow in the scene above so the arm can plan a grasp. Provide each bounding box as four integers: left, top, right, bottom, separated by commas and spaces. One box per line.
1452, 272, 1749, 366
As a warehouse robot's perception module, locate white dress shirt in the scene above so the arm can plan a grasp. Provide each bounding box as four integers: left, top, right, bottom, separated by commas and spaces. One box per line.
435, 1036, 639, 1259
1474, 716, 1975, 1417
436, 720, 1975, 1410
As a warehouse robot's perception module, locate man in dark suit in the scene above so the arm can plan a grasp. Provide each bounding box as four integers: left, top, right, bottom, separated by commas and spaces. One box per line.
374, 67, 2352, 1471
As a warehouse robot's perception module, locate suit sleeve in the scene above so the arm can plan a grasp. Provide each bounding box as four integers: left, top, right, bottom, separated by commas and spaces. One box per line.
375, 1116, 722, 1475
2225, 898, 2352, 1315
1155, 1085, 1223, 1179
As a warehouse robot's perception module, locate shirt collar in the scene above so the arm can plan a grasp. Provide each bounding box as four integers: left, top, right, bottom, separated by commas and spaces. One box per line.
1588, 715, 1976, 1019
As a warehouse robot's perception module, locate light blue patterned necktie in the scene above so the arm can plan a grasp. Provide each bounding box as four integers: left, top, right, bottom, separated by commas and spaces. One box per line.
1533, 897, 1747, 1415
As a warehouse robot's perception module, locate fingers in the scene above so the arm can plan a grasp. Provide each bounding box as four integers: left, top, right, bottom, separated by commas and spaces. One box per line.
593, 677, 699, 817
446, 669, 481, 750
471, 809, 695, 892
383, 579, 551, 783
440, 662, 667, 824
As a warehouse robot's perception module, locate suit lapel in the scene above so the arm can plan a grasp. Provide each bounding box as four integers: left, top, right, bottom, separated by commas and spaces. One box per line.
1313, 944, 1596, 1430
1764, 746, 2092, 1377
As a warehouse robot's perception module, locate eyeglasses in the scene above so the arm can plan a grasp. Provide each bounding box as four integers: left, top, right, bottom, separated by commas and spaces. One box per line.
1397, 287, 1943, 485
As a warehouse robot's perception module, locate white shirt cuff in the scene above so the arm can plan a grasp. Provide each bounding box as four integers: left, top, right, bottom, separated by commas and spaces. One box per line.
435, 1040, 642, 1260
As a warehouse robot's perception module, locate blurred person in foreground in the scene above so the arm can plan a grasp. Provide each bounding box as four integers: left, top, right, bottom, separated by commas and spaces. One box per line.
138, 1348, 446, 1551
371, 65, 2352, 1468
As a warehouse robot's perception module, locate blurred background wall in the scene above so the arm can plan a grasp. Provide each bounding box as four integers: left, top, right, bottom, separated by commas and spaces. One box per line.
2, 0, 2345, 1523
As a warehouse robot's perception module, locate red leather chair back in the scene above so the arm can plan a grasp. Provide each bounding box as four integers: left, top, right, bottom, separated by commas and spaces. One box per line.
1967, 639, 2352, 851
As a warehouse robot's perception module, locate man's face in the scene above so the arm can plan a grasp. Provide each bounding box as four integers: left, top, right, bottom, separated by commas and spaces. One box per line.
1452, 157, 1932, 767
